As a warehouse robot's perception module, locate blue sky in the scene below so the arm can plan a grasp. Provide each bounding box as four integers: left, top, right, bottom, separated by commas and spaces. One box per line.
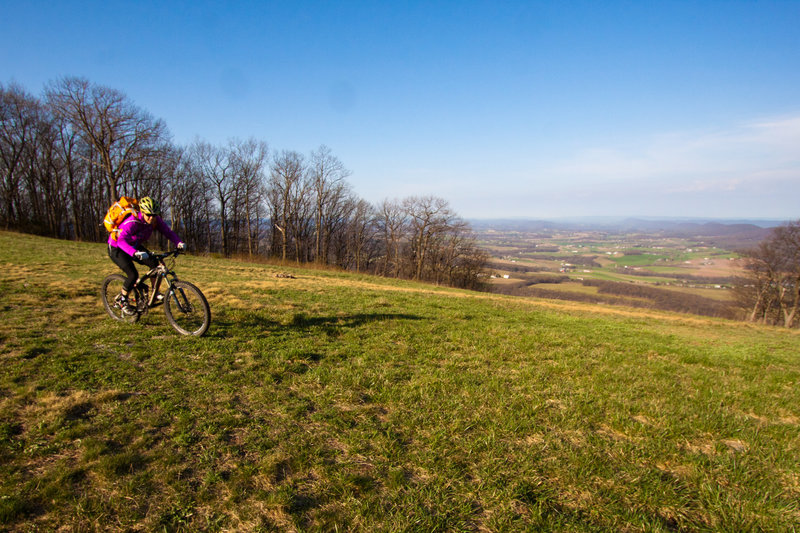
2, 0, 799, 220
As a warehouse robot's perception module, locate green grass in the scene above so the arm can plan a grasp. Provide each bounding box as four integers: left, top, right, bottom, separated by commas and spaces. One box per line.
1, 231, 799, 531
606, 253, 668, 268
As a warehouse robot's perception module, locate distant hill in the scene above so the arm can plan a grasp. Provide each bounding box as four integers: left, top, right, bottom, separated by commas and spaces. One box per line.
470, 217, 784, 249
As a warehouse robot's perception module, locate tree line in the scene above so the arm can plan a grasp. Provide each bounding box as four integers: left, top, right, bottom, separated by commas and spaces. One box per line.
1, 77, 487, 289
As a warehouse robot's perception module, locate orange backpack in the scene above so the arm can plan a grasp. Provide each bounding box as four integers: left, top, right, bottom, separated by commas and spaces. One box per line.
103, 196, 139, 240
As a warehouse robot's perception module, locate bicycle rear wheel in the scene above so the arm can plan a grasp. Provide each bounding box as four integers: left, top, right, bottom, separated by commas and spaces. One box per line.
164, 281, 211, 336
101, 274, 142, 323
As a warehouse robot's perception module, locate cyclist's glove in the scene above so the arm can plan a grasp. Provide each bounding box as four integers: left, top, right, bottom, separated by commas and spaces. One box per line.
177, 242, 186, 251
134, 251, 150, 261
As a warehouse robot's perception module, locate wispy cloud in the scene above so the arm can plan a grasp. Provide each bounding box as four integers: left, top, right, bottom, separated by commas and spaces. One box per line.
455, 114, 800, 218
547, 114, 800, 192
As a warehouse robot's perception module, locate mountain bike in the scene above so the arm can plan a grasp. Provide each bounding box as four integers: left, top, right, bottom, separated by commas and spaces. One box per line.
101, 250, 211, 336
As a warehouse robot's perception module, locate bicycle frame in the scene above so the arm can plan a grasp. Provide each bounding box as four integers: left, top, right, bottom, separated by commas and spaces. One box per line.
135, 251, 182, 311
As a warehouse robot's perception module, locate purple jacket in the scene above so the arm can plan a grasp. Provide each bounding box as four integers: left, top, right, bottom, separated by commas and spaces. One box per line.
108, 212, 182, 257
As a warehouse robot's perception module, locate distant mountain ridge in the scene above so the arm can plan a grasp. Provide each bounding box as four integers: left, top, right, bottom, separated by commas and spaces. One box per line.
469, 217, 788, 249
470, 217, 786, 231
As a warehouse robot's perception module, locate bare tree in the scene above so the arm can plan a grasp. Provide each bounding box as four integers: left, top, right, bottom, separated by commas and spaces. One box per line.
230, 138, 268, 256
190, 140, 234, 255
308, 145, 351, 263
771, 222, 800, 327
289, 171, 314, 263
377, 199, 408, 278
24, 109, 66, 237
0, 83, 39, 230
49, 108, 85, 240
173, 149, 216, 253
403, 195, 454, 281
46, 77, 169, 201
346, 198, 378, 272
268, 150, 305, 261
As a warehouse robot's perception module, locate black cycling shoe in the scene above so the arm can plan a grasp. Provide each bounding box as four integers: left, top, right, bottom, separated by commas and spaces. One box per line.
115, 293, 137, 315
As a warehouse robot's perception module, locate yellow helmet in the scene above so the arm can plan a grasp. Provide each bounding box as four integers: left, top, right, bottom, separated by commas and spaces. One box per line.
139, 196, 160, 215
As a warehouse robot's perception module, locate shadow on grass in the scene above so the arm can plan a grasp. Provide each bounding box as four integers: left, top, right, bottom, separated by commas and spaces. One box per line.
288, 312, 422, 329
207, 312, 423, 339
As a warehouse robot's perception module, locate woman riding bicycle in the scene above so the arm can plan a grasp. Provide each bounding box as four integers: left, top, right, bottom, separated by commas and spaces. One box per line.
107, 196, 185, 314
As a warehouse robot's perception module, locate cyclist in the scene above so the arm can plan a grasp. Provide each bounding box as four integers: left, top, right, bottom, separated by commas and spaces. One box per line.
107, 196, 186, 314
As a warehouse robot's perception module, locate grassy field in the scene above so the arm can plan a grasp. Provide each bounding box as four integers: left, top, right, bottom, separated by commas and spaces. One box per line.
1, 231, 799, 532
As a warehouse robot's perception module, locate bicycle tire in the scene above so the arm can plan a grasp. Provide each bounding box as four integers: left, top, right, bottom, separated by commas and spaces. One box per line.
101, 274, 141, 324
164, 281, 211, 336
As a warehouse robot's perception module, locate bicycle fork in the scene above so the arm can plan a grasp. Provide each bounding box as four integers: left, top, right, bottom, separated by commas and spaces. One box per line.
169, 283, 195, 314
157, 273, 194, 314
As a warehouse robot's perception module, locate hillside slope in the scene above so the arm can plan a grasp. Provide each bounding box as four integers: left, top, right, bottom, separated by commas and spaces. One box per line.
1, 231, 798, 531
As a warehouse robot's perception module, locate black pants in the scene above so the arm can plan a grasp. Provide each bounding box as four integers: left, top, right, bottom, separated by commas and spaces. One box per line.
108, 245, 158, 292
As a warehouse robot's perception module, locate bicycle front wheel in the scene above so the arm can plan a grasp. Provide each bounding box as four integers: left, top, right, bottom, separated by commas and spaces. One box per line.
164, 281, 211, 336
101, 274, 141, 323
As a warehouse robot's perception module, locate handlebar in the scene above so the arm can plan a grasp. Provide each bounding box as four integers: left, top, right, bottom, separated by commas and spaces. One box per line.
153, 249, 184, 261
